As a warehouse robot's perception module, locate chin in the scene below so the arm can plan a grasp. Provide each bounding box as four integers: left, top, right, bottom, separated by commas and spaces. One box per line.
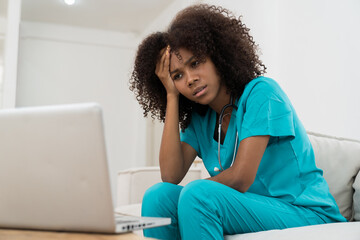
187, 93, 212, 106
191, 96, 204, 103
194, 102, 207, 106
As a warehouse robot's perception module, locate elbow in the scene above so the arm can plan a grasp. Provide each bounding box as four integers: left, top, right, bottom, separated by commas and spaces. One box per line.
233, 177, 255, 193
160, 173, 182, 185
159, 159, 185, 185
228, 166, 256, 193
161, 176, 181, 185
236, 183, 252, 193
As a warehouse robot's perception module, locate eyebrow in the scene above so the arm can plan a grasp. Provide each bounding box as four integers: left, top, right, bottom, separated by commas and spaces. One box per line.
170, 56, 195, 75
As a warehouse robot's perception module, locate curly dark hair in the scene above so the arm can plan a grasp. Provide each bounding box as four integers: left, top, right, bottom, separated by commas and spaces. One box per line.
129, 4, 266, 130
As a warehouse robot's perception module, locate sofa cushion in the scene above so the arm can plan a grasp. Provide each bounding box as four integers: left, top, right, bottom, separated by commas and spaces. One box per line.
224, 222, 360, 240
353, 170, 360, 221
307, 131, 360, 221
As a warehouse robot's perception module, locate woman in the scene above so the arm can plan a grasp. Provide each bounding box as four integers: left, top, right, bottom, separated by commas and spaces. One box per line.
129, 4, 346, 239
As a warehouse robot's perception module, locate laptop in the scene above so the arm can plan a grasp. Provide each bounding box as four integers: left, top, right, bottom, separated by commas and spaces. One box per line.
0, 103, 170, 233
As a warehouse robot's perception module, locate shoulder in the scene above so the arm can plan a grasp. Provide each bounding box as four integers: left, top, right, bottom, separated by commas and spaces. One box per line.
243, 76, 282, 96
240, 76, 290, 103
237, 76, 292, 112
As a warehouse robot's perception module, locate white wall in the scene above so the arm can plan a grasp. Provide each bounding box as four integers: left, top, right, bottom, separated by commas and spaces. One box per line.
195, 0, 360, 140
2, 0, 21, 109
0, 17, 5, 107
276, 0, 360, 139
16, 21, 146, 202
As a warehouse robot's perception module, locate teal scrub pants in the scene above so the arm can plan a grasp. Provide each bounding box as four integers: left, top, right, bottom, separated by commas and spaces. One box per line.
142, 179, 334, 239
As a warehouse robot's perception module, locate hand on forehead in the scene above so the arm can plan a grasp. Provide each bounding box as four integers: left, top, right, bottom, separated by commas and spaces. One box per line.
169, 48, 195, 71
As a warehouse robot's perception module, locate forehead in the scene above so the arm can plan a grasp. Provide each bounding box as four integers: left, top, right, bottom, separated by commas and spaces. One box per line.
170, 48, 194, 69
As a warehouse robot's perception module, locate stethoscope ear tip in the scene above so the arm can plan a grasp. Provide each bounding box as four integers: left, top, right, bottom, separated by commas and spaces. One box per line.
214, 167, 220, 172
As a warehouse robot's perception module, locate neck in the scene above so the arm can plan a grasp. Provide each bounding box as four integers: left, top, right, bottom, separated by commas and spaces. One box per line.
208, 85, 231, 114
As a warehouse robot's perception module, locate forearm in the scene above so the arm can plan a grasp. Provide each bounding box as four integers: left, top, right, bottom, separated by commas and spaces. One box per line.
207, 136, 270, 192
207, 167, 251, 193
159, 94, 185, 184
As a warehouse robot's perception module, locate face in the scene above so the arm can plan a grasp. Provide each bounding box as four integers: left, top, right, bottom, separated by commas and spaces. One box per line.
169, 48, 227, 108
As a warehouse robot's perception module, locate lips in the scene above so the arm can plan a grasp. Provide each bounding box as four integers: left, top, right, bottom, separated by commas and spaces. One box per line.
193, 85, 207, 96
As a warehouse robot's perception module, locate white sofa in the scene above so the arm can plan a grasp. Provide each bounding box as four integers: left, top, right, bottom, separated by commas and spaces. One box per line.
116, 131, 360, 239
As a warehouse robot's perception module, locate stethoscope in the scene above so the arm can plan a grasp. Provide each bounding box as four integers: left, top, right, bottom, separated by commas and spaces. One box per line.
214, 96, 238, 172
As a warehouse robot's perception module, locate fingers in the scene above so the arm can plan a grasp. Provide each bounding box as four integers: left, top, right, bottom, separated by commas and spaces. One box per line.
163, 46, 170, 71
154, 46, 179, 96
155, 45, 171, 79
155, 47, 166, 75
160, 46, 170, 71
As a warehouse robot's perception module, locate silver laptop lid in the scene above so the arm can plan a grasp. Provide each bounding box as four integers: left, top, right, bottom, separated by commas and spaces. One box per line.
0, 103, 116, 233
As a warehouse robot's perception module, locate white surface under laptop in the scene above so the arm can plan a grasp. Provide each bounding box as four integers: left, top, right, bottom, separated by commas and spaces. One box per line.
0, 103, 170, 233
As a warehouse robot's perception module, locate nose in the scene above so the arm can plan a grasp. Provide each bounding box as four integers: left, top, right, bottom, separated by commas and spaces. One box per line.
186, 70, 198, 87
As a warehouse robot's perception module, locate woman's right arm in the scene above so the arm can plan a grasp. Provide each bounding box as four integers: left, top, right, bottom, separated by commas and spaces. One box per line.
156, 47, 197, 184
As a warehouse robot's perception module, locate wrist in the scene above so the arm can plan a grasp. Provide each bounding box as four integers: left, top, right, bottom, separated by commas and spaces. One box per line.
167, 92, 179, 100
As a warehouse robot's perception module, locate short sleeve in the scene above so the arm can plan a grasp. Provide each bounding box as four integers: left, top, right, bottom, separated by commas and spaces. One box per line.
239, 81, 295, 142
180, 119, 200, 156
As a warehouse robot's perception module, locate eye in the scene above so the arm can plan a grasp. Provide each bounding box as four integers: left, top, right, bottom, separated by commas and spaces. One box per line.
172, 73, 183, 80
191, 60, 199, 68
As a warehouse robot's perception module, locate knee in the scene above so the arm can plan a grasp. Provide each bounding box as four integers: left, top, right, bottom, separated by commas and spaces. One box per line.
142, 182, 183, 217
178, 180, 212, 210
143, 182, 181, 204
178, 180, 231, 213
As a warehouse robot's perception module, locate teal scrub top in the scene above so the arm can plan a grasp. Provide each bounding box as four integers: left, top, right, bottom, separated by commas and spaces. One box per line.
180, 76, 346, 222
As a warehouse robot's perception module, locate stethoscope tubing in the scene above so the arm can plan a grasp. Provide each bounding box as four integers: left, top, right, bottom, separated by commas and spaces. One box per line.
216, 96, 238, 172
